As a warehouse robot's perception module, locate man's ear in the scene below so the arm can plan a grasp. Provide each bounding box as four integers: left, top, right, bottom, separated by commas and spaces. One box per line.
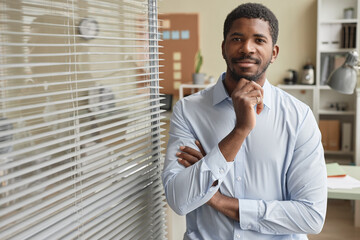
221, 40, 226, 59
270, 44, 279, 63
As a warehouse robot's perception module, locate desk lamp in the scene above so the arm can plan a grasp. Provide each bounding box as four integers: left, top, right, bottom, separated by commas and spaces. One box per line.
327, 51, 358, 94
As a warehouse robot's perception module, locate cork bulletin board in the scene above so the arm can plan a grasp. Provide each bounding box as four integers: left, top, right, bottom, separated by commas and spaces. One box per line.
159, 13, 199, 97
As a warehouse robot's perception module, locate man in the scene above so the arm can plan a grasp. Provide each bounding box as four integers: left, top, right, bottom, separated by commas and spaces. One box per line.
162, 3, 327, 240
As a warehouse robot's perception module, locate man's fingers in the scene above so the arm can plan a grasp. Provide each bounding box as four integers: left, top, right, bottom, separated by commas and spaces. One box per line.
234, 78, 251, 92
240, 80, 262, 93
243, 89, 264, 115
195, 140, 206, 156
179, 146, 203, 159
178, 158, 191, 168
256, 97, 264, 114
176, 151, 200, 164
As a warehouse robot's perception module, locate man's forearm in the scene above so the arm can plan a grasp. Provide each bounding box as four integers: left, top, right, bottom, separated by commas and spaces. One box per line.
218, 127, 249, 162
207, 191, 239, 221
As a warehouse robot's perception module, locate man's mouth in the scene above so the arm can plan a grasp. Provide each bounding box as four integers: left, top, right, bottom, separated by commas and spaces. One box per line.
232, 57, 260, 67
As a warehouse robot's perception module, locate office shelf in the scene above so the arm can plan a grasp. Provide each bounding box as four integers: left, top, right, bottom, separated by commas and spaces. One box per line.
279, 0, 359, 167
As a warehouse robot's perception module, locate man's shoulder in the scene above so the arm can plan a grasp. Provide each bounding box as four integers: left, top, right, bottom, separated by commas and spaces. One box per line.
271, 84, 310, 111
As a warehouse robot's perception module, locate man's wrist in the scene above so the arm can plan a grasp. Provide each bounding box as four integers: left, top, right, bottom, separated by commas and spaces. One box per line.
232, 126, 250, 139
207, 191, 221, 207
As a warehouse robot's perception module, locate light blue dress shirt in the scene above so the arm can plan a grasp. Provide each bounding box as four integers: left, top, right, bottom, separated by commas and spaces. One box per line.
162, 73, 327, 240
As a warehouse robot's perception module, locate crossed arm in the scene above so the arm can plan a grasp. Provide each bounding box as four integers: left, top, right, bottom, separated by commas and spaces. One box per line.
177, 141, 240, 221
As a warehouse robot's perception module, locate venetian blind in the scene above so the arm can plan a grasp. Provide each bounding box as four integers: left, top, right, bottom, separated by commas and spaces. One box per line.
0, 0, 166, 239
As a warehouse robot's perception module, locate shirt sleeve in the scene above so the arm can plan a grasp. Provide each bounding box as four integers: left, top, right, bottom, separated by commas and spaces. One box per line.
162, 101, 234, 215
238, 107, 327, 235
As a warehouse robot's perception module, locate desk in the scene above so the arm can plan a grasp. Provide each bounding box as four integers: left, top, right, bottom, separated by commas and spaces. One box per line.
179, 82, 215, 99
328, 165, 360, 227
328, 166, 360, 200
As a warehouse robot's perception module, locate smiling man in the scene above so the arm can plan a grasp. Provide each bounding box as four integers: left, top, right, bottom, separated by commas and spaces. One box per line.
162, 3, 327, 240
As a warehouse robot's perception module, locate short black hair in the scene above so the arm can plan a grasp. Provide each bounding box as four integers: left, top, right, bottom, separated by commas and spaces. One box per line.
223, 3, 279, 45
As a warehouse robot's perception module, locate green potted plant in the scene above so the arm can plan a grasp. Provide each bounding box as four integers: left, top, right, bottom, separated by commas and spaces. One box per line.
192, 50, 205, 84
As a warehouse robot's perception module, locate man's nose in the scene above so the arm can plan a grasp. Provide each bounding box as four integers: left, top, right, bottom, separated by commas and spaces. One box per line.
240, 40, 255, 54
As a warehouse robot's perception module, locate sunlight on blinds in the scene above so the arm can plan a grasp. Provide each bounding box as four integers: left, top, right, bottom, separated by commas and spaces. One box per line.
0, 0, 166, 239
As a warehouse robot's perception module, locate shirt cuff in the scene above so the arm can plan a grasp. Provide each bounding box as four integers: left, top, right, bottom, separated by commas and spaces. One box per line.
239, 199, 265, 231
203, 144, 233, 181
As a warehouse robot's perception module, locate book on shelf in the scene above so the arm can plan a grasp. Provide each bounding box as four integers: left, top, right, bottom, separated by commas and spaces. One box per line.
341, 122, 352, 152
341, 23, 356, 48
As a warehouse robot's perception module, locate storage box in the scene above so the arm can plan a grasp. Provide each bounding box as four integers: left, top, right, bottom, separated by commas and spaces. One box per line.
319, 120, 340, 151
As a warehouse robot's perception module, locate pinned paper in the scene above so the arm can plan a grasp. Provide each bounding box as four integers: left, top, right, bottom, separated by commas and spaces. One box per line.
162, 31, 170, 40
181, 30, 190, 39
173, 62, 181, 71
171, 31, 180, 40
162, 19, 171, 29
173, 52, 181, 61
173, 72, 181, 80
173, 81, 181, 90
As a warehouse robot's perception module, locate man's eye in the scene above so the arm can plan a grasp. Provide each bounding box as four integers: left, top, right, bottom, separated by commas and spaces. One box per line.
256, 38, 266, 43
232, 38, 242, 42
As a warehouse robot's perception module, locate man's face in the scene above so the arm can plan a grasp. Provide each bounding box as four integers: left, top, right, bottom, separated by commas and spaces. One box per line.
222, 18, 279, 83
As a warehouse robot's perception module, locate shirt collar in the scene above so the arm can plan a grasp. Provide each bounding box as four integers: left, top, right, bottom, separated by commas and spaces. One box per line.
212, 72, 229, 106
212, 72, 272, 110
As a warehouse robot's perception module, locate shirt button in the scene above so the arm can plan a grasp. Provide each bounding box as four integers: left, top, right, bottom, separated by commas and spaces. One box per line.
219, 168, 224, 174
237, 176, 242, 181
247, 224, 252, 229
236, 234, 241, 238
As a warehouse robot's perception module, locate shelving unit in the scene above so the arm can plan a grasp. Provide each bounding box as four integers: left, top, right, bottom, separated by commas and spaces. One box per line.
278, 0, 359, 166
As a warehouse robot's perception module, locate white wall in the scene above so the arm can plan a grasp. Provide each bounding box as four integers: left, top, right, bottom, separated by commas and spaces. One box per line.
159, 0, 317, 86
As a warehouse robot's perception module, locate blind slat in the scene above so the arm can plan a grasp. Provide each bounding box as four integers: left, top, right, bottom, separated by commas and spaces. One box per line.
0, 65, 162, 81
0, 89, 162, 114
0, 42, 161, 48
0, 79, 163, 103
0, 51, 162, 58
1, 31, 160, 42
0, 19, 162, 36
0, 58, 163, 69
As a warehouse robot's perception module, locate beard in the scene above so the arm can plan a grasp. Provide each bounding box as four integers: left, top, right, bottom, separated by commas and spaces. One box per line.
226, 55, 272, 82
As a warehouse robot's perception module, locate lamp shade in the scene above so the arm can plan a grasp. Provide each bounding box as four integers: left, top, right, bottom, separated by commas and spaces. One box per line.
327, 51, 358, 95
